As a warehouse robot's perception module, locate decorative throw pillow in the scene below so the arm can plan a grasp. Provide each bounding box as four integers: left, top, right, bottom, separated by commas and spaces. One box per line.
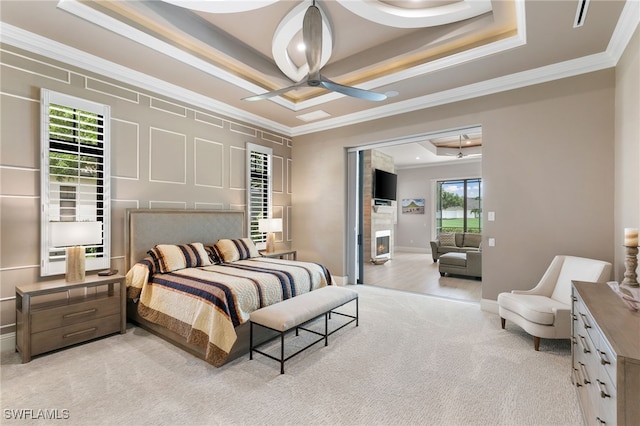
214, 238, 260, 262
438, 233, 456, 247
204, 244, 223, 265
147, 242, 212, 273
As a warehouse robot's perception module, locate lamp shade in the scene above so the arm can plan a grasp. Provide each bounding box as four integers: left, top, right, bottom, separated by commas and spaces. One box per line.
50, 221, 103, 247
258, 218, 282, 233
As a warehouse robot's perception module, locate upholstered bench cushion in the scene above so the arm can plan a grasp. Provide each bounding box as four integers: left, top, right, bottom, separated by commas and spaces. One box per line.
250, 286, 358, 332
439, 252, 467, 267
496, 293, 567, 325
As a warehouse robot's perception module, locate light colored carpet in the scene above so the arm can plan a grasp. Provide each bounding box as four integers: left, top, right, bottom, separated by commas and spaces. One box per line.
1, 285, 582, 425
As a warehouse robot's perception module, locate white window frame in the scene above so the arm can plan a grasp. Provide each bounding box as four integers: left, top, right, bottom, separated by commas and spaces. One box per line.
246, 143, 272, 249
40, 89, 111, 276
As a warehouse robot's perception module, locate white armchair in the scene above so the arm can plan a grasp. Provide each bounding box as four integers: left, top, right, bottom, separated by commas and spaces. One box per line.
497, 255, 612, 350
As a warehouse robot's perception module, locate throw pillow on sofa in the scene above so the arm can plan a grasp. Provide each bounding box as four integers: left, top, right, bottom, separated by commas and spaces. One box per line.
439, 233, 456, 246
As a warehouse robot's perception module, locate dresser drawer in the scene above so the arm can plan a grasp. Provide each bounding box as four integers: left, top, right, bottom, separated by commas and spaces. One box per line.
31, 296, 120, 333
30, 314, 121, 356
593, 337, 617, 389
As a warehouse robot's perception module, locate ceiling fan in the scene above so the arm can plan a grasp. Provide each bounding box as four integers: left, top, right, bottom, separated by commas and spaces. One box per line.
435, 134, 482, 158
242, 1, 387, 102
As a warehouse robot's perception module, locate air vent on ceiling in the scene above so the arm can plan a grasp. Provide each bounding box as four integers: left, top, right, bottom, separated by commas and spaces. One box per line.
574, 0, 590, 28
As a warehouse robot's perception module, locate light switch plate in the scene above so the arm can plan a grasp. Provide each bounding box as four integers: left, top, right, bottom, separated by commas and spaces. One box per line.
488, 238, 496, 247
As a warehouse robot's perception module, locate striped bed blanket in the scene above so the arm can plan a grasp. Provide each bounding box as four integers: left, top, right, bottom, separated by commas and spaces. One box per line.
125, 257, 331, 366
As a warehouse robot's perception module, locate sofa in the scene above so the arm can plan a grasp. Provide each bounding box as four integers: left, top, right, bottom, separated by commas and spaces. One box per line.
430, 232, 482, 262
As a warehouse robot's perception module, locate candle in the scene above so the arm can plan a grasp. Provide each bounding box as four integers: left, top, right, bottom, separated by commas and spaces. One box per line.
624, 228, 638, 247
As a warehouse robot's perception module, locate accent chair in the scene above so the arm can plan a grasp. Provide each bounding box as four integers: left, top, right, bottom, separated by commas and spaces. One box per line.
497, 255, 612, 351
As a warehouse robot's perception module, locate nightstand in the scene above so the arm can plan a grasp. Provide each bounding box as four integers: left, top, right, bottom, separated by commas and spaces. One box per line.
259, 249, 297, 260
15, 274, 126, 363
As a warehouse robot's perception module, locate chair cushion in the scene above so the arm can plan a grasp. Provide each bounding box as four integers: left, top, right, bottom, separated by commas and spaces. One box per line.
550, 256, 611, 304
497, 293, 568, 325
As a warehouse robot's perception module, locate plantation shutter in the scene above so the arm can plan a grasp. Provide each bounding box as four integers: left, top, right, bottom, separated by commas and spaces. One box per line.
247, 143, 272, 244
41, 89, 111, 276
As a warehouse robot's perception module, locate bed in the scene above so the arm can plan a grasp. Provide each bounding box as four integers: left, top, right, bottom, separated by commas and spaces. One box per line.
124, 209, 331, 367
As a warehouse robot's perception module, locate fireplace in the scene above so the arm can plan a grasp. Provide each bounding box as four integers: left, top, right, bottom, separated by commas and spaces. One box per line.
374, 230, 391, 259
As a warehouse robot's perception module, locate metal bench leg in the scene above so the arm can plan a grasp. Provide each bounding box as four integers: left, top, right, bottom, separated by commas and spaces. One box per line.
249, 322, 254, 360
280, 331, 285, 374
325, 312, 329, 346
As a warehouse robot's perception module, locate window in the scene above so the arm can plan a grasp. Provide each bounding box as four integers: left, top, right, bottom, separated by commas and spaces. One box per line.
436, 178, 482, 234
246, 143, 272, 246
41, 89, 111, 276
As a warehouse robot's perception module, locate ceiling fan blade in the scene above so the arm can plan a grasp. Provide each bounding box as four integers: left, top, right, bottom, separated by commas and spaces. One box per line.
242, 79, 308, 101
320, 76, 387, 102
303, 4, 322, 75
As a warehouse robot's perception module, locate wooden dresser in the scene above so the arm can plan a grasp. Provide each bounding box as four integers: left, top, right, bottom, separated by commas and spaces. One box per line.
571, 281, 640, 425
16, 274, 126, 363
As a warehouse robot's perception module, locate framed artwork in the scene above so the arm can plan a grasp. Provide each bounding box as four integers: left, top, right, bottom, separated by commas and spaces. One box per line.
402, 198, 425, 214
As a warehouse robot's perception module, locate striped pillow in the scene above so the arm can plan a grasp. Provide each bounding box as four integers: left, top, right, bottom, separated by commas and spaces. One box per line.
204, 244, 223, 265
147, 242, 212, 273
214, 238, 259, 262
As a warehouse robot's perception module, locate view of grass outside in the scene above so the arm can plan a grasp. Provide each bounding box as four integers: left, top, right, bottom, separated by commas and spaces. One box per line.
441, 218, 481, 233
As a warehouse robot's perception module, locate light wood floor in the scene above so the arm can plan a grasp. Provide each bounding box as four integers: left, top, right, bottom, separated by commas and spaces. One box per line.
362, 251, 481, 302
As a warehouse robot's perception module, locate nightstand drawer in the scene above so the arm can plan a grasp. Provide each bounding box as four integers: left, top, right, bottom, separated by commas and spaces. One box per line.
31, 296, 120, 333
31, 314, 121, 356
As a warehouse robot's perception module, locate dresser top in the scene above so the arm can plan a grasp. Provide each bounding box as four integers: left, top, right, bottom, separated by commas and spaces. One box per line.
574, 281, 640, 360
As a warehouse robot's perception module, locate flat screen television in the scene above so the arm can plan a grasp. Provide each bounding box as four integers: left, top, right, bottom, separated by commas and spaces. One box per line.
373, 169, 397, 201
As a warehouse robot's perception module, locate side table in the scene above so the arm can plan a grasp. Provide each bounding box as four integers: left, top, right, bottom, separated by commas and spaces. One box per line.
259, 249, 297, 260
15, 274, 126, 363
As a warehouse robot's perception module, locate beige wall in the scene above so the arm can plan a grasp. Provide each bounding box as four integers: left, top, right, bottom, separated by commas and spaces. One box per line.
614, 25, 640, 281
395, 161, 482, 251
293, 69, 618, 301
0, 45, 292, 335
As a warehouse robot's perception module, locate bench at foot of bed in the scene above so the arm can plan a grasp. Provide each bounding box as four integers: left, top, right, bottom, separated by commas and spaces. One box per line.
249, 286, 359, 374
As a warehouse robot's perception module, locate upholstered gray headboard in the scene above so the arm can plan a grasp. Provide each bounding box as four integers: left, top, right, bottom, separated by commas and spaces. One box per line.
125, 209, 245, 271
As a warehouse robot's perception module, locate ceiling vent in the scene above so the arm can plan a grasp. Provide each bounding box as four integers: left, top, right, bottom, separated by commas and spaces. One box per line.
574, 0, 590, 28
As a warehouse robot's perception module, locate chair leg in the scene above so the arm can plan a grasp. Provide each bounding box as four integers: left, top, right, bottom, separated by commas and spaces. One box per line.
533, 336, 540, 351
500, 317, 505, 329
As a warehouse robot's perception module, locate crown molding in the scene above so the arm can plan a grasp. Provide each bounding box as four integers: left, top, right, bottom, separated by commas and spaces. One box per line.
0, 23, 291, 136
1, 0, 637, 138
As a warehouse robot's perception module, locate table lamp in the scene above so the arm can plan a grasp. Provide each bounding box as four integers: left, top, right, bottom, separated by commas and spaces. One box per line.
258, 218, 282, 253
50, 221, 103, 282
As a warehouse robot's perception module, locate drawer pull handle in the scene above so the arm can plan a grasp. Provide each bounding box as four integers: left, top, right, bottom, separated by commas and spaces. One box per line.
596, 379, 610, 398
596, 417, 606, 425
578, 334, 591, 353
598, 350, 611, 366
578, 362, 591, 384
63, 327, 97, 339
63, 308, 97, 319
579, 313, 592, 329
572, 368, 583, 387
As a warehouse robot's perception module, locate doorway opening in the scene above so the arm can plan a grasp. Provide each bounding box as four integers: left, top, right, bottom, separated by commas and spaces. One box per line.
346, 126, 482, 302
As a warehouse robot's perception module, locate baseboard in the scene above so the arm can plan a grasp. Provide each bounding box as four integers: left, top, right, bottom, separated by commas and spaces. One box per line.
481, 298, 499, 314
1, 332, 16, 353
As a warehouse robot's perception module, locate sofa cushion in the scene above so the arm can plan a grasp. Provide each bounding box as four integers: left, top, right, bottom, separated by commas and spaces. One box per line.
438, 233, 456, 247
462, 233, 482, 248
497, 293, 567, 326
439, 252, 467, 267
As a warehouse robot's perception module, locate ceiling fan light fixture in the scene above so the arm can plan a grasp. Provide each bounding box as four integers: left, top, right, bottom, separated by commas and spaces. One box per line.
243, 2, 389, 102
